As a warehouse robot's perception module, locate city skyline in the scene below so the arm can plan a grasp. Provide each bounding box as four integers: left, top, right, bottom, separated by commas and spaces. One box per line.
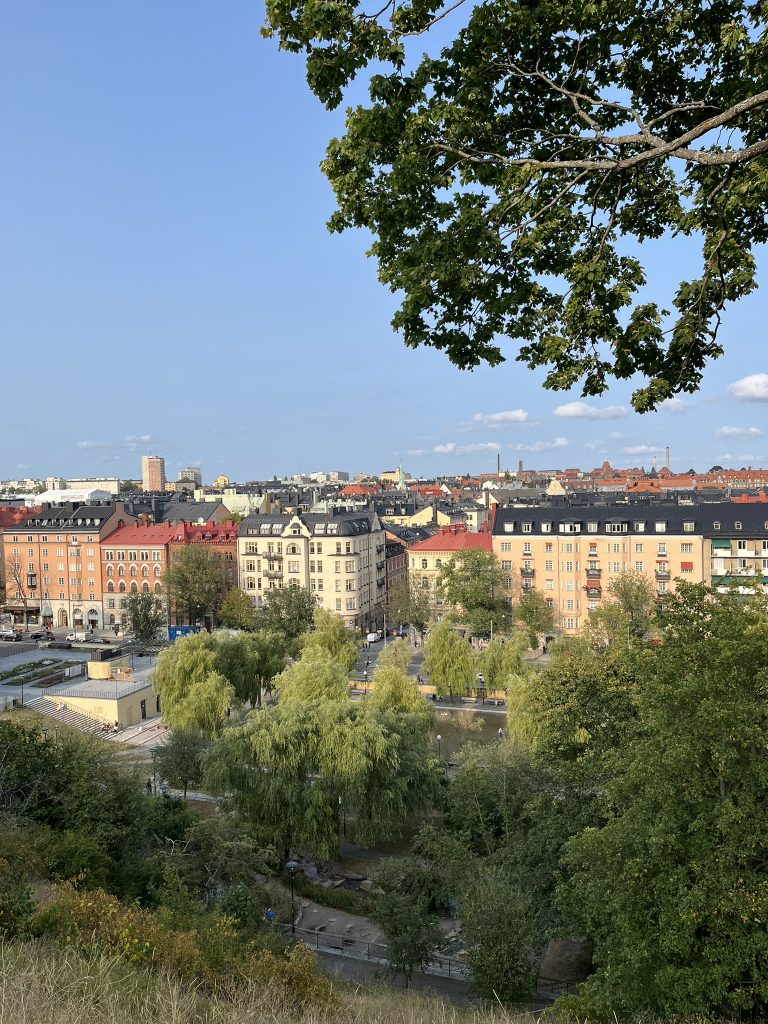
3, 3, 767, 481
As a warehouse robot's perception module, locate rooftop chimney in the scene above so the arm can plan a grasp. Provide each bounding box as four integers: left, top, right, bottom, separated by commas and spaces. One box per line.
665, 446, 670, 471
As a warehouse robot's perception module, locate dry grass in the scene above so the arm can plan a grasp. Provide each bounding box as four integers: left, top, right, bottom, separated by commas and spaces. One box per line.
0, 942, 535, 1024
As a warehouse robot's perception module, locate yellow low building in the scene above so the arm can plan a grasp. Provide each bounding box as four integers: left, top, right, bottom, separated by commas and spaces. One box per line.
55, 658, 159, 727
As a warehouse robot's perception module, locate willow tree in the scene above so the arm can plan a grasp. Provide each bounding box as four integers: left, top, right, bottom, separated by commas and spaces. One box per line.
263, 0, 768, 409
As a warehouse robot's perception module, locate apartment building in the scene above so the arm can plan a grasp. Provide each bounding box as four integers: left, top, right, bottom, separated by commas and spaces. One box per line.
141, 455, 166, 492
100, 522, 177, 629
702, 504, 768, 594
407, 525, 493, 621
1, 501, 135, 629
492, 503, 706, 635
237, 512, 386, 631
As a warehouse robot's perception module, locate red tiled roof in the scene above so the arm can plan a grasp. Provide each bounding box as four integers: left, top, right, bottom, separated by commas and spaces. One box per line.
408, 525, 492, 553
105, 523, 179, 546
0, 505, 41, 527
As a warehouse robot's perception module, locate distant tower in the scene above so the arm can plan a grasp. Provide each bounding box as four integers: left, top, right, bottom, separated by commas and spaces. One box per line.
665, 446, 670, 471
398, 464, 405, 490
141, 455, 166, 492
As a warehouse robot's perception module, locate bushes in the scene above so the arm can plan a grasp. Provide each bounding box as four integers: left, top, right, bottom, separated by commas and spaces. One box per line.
32, 883, 336, 1008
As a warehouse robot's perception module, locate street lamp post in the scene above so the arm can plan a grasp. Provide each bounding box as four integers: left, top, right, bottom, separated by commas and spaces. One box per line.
286, 859, 298, 935
338, 795, 346, 839
436, 734, 442, 759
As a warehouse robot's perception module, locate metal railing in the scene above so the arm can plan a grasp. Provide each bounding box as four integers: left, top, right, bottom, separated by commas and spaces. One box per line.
58, 680, 150, 700
274, 923, 468, 978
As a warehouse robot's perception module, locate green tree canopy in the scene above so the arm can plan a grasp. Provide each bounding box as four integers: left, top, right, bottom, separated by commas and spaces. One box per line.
516, 590, 556, 649
476, 634, 526, 691
205, 699, 441, 858
263, 0, 768, 410
423, 621, 474, 698
253, 586, 316, 652
436, 549, 511, 636
153, 630, 283, 721
372, 860, 442, 988
164, 546, 227, 627
560, 585, 768, 1018
124, 592, 166, 646
273, 646, 350, 705
153, 730, 210, 800
368, 642, 428, 718
301, 607, 361, 672
218, 588, 256, 631
386, 576, 432, 632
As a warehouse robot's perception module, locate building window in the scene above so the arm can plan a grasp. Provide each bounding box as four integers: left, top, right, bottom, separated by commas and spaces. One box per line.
713, 521, 721, 530
658, 544, 667, 556
522, 523, 532, 533
288, 561, 300, 573
565, 561, 573, 572
587, 522, 598, 533
681, 561, 694, 572
523, 542, 532, 554
336, 599, 342, 611
421, 559, 428, 569
501, 560, 512, 571
545, 579, 553, 590
564, 542, 573, 553
545, 560, 553, 571
541, 522, 552, 533
683, 522, 695, 532
635, 562, 643, 572
154, 582, 162, 593
635, 543, 644, 553
500, 542, 511, 552
655, 522, 667, 532
545, 543, 553, 552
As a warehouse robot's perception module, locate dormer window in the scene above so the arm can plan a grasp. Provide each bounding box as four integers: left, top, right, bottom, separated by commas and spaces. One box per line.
735, 521, 742, 531
655, 521, 667, 532
522, 523, 532, 533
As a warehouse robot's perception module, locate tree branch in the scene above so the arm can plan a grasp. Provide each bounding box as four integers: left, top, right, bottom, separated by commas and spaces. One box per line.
397, 0, 469, 37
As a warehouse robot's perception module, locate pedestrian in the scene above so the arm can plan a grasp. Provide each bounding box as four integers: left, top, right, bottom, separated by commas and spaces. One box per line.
363, 669, 368, 681
146, 779, 152, 794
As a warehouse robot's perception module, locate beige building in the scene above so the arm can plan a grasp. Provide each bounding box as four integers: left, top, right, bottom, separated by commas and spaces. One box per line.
407, 525, 493, 621
238, 512, 386, 631
492, 504, 706, 635
56, 659, 158, 727
141, 456, 166, 492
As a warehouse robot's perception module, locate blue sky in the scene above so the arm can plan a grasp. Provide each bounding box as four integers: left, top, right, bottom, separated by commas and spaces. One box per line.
2, 3, 767, 483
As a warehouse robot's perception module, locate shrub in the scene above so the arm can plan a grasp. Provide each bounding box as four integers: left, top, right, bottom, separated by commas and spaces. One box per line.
290, 872, 367, 915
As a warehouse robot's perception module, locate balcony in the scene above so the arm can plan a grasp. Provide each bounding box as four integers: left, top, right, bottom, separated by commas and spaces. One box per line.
264, 550, 283, 560
376, 544, 385, 554
655, 569, 670, 580
263, 569, 283, 579
586, 567, 602, 579
376, 561, 385, 571
520, 567, 535, 578
584, 586, 602, 598
377, 578, 385, 587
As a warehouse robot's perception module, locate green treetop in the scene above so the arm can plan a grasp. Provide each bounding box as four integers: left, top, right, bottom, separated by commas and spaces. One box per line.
263, 0, 768, 410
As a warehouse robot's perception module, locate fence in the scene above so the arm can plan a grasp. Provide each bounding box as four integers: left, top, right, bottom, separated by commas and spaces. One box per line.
274, 923, 468, 979
58, 680, 150, 700
0, 642, 37, 660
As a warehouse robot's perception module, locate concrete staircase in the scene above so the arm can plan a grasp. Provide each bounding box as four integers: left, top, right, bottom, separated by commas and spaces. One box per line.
23, 696, 107, 735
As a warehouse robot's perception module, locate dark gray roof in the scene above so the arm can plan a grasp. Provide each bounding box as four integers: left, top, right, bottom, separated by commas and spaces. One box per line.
493, 501, 768, 538
21, 502, 118, 530
240, 511, 380, 539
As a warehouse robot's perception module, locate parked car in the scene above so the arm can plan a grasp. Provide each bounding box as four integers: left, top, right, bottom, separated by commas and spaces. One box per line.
85, 637, 111, 644
0, 628, 22, 641
66, 632, 87, 642
30, 630, 53, 640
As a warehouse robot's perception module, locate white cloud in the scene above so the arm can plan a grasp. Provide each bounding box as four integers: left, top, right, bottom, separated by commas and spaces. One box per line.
472, 409, 529, 428
719, 453, 764, 463
716, 426, 763, 440
621, 444, 661, 456
553, 401, 628, 420
406, 448, 427, 456
584, 442, 608, 453
77, 435, 153, 452
658, 397, 688, 415
728, 374, 768, 402
509, 437, 569, 453
433, 442, 502, 455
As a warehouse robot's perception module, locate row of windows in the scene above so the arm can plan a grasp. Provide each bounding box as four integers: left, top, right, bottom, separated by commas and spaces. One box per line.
104, 550, 163, 561
501, 519, 768, 536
